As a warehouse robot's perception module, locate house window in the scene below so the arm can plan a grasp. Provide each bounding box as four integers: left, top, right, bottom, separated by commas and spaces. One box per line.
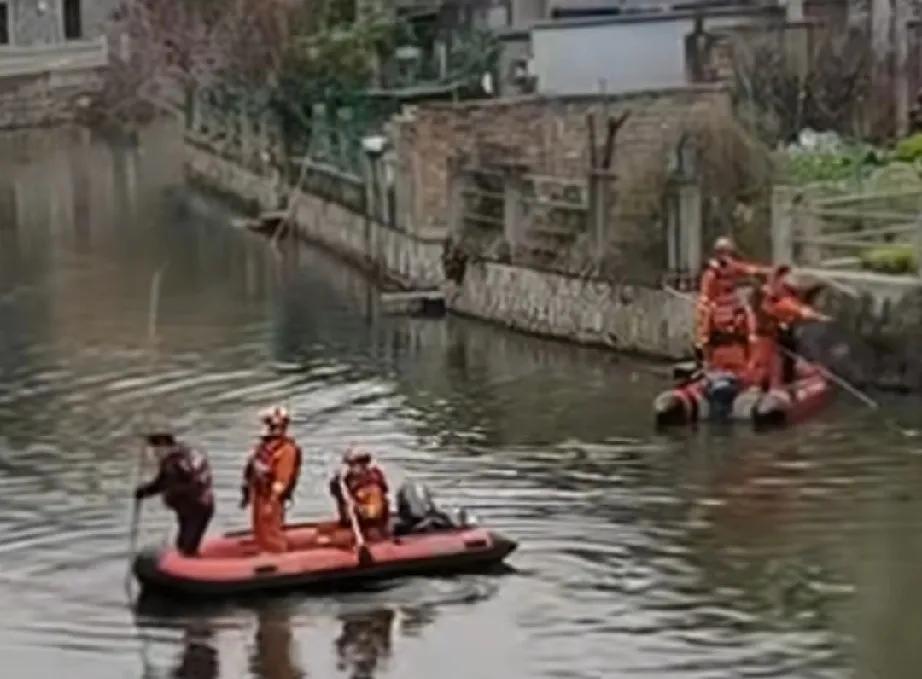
63, 0, 82, 40
0, 3, 9, 46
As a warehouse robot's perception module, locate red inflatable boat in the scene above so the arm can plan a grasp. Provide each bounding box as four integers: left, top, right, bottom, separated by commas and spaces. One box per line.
133, 520, 517, 597
653, 361, 831, 429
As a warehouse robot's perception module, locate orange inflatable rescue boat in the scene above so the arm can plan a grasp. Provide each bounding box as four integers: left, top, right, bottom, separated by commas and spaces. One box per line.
133, 483, 516, 597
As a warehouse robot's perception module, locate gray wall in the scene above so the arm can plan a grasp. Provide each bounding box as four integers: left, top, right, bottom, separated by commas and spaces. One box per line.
532, 14, 770, 95
6, 0, 118, 46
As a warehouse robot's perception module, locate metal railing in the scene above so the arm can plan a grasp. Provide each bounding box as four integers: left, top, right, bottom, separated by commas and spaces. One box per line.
773, 185, 922, 277
0, 37, 109, 79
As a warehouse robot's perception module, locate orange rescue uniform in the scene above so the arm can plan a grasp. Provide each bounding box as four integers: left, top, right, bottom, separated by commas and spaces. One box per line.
244, 435, 301, 553
695, 257, 768, 373
748, 279, 825, 389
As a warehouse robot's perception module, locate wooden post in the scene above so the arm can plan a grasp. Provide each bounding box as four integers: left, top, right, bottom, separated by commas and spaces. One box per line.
771, 185, 796, 265
800, 203, 822, 266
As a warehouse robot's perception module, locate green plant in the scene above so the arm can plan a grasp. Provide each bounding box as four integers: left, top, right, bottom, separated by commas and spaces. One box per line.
781, 145, 878, 184
894, 133, 922, 162
860, 245, 918, 274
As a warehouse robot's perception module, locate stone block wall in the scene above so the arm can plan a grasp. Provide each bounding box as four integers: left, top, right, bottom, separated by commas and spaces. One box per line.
390, 85, 731, 239
448, 261, 694, 358
184, 142, 445, 290
0, 68, 103, 129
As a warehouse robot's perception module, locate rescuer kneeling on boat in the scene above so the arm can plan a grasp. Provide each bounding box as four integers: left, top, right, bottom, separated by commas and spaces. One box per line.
695, 236, 769, 373
748, 265, 830, 389
330, 448, 391, 542
134, 432, 215, 557
241, 406, 303, 553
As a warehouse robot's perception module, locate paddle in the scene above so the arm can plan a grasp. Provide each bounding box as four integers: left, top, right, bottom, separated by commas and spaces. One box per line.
338, 467, 373, 566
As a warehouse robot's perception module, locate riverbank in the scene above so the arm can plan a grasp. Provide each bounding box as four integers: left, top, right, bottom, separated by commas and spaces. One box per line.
184, 141, 695, 360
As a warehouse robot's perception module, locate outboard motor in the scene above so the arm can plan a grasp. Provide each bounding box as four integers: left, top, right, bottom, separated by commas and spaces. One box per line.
396, 482, 438, 525
394, 482, 474, 536
704, 371, 741, 421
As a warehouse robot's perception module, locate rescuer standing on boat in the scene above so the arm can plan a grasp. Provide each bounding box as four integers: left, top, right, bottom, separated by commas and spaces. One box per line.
241, 406, 302, 553
330, 447, 391, 541
695, 236, 770, 373
748, 265, 831, 388
134, 432, 215, 557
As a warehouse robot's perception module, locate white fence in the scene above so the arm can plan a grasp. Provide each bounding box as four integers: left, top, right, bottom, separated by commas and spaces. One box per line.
0, 37, 108, 79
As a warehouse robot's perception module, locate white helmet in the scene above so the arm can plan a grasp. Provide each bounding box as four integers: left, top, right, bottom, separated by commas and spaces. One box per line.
260, 405, 290, 432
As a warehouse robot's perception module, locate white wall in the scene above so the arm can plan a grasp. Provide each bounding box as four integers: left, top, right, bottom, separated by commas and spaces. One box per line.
532, 15, 763, 95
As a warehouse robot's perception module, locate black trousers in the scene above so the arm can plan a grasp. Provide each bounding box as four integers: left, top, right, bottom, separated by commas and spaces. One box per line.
175, 502, 214, 557
778, 327, 797, 385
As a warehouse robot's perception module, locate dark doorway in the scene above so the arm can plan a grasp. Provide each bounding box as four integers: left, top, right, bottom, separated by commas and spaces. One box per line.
0, 4, 10, 46
63, 0, 82, 40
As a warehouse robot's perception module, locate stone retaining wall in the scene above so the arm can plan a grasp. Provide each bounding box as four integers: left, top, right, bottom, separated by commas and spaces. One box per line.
185, 141, 695, 359
449, 261, 693, 358
184, 142, 444, 289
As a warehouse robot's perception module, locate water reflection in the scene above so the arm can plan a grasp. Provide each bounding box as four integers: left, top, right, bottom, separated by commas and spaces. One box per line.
249, 606, 304, 679
172, 619, 219, 679
137, 597, 434, 679
334, 608, 394, 679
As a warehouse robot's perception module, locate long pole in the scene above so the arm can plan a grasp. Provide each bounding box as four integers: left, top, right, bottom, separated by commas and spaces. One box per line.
125, 267, 166, 597
339, 468, 372, 565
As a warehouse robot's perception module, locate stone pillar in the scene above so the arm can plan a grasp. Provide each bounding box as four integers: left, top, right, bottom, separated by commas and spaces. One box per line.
240, 106, 253, 165
503, 167, 526, 251
914, 213, 922, 277
895, 0, 910, 138
771, 185, 796, 265
588, 170, 610, 256
678, 182, 702, 276
800, 204, 822, 266
446, 156, 466, 238
784, 0, 809, 82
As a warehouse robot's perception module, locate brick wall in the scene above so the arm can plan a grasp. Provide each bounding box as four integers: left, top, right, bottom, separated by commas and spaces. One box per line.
390, 85, 731, 243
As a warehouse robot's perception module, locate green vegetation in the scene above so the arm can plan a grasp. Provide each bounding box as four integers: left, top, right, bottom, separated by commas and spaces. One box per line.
894, 133, 922, 163
860, 245, 918, 274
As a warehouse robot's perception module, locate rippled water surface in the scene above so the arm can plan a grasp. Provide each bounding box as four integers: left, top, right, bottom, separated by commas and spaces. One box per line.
2, 125, 922, 679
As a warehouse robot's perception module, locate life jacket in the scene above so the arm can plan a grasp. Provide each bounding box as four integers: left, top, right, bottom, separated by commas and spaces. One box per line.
246, 436, 302, 502
344, 465, 388, 521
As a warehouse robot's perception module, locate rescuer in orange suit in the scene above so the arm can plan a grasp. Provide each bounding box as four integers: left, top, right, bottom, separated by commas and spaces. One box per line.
241, 406, 303, 553
748, 265, 830, 389
695, 236, 771, 374
329, 448, 391, 542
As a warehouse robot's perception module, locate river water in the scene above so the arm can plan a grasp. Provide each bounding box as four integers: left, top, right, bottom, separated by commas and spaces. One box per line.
2, 125, 922, 679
